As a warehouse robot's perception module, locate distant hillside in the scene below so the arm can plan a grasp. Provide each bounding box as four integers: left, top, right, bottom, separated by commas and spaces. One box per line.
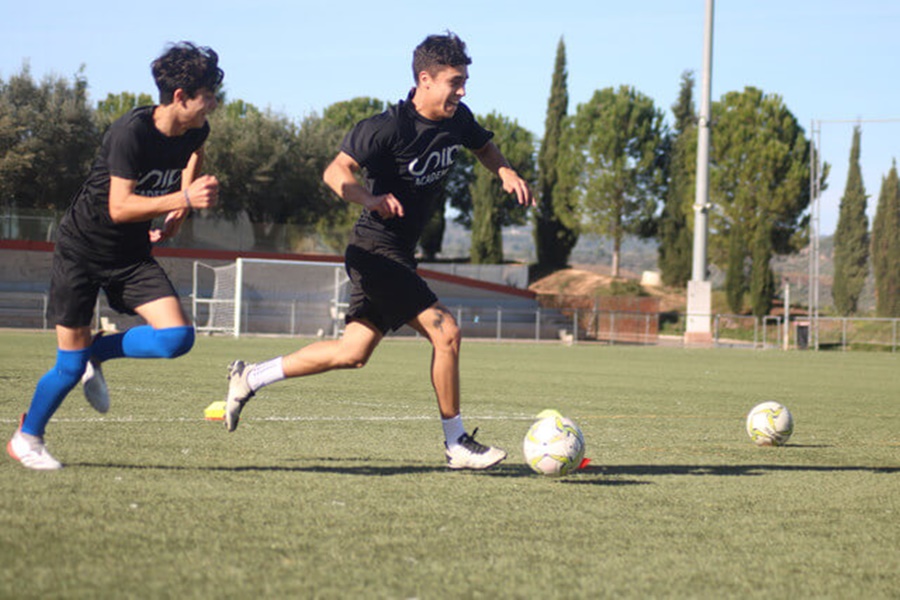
437, 221, 659, 275
438, 222, 865, 313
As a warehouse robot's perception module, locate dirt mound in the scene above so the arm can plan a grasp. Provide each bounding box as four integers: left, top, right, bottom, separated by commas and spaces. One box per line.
529, 268, 685, 312
529, 268, 614, 296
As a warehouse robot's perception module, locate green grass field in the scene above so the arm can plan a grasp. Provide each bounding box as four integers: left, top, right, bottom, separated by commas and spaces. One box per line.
1, 331, 898, 599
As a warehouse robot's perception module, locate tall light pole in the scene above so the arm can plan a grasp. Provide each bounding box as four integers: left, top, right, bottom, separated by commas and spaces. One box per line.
685, 0, 714, 345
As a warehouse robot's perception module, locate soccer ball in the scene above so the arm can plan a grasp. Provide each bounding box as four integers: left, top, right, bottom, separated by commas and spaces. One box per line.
523, 410, 585, 476
746, 401, 794, 446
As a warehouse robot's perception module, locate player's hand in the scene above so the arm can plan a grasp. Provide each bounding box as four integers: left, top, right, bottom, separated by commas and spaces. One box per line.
500, 168, 536, 207
185, 175, 219, 210
365, 193, 404, 219
149, 210, 187, 243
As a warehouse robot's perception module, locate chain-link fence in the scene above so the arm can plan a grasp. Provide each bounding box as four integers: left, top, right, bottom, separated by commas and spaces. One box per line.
6, 290, 895, 351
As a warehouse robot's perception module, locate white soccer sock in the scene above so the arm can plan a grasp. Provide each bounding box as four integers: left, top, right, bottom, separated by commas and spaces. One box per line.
442, 415, 466, 448
247, 357, 285, 392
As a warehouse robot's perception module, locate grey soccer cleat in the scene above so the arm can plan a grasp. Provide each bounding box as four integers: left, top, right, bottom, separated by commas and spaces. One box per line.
224, 360, 255, 432
82, 359, 110, 413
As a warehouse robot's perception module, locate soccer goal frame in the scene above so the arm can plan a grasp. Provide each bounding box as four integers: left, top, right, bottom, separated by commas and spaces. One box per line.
191, 257, 349, 338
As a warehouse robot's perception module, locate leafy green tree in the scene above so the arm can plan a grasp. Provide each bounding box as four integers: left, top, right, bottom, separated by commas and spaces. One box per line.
561, 85, 666, 276
468, 112, 535, 264
658, 71, 696, 288
709, 87, 815, 314
831, 126, 869, 315
95, 91, 154, 131
205, 100, 323, 250
321, 97, 387, 131
0, 65, 97, 216
534, 37, 578, 272
871, 161, 900, 316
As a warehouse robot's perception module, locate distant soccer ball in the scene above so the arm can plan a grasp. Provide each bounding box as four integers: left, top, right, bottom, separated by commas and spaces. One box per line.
746, 401, 794, 446
523, 411, 585, 476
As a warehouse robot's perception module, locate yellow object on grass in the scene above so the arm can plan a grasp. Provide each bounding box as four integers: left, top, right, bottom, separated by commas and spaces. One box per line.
204, 401, 226, 421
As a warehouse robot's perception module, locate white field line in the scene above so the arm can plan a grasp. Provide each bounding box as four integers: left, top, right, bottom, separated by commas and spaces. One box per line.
0, 414, 534, 425
0, 413, 713, 425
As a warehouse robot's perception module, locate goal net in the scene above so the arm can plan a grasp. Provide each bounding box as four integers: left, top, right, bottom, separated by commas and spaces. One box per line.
192, 258, 350, 338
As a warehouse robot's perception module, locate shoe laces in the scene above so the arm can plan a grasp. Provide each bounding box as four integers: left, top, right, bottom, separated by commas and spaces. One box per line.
457, 428, 490, 455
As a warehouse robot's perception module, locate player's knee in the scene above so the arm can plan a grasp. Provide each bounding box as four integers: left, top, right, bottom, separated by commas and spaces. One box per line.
432, 320, 461, 354
154, 326, 195, 359
339, 349, 371, 369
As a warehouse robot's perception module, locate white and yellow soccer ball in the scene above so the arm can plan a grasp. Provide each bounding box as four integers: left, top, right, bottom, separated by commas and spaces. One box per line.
523, 410, 585, 476
746, 401, 794, 446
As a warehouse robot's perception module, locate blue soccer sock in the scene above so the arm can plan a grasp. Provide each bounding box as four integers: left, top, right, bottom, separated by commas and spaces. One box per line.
22, 348, 91, 437
91, 325, 195, 361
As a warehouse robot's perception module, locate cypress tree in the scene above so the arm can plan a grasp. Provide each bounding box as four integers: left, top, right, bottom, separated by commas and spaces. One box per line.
658, 71, 696, 287
831, 126, 869, 315
468, 113, 534, 264
749, 224, 775, 318
470, 163, 504, 263
725, 226, 747, 314
871, 161, 900, 316
419, 197, 445, 261
534, 37, 577, 272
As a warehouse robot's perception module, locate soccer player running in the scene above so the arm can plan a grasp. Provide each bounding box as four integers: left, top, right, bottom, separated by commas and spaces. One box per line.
7, 43, 224, 470
224, 32, 534, 470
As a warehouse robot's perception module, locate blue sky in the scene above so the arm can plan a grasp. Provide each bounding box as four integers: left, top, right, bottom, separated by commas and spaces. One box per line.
3, 0, 899, 235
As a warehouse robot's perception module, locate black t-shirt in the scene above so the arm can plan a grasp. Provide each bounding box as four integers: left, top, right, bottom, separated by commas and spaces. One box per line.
341, 91, 493, 259
57, 105, 209, 264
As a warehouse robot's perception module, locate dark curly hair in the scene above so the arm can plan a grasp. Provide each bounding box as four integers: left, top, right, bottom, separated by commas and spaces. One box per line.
412, 32, 472, 83
151, 42, 224, 104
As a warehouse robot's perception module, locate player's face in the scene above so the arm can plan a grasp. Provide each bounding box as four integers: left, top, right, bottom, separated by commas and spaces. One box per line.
419, 65, 468, 120
182, 88, 218, 129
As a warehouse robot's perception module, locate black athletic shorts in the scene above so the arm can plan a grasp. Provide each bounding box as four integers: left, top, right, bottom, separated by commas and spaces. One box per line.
48, 243, 178, 328
344, 244, 437, 334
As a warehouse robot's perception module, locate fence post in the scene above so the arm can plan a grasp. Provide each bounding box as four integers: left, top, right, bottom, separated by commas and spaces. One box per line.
290, 301, 296, 336
761, 317, 767, 349
713, 314, 719, 346
496, 306, 502, 341
610, 311, 616, 346
573, 308, 578, 344
842, 318, 848, 351
784, 313, 790, 351
893, 319, 897, 353
535, 307, 541, 342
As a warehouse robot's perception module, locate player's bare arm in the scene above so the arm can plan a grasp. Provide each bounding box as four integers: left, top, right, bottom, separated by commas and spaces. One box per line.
108, 170, 218, 224
151, 148, 206, 243
323, 151, 404, 219
471, 142, 535, 207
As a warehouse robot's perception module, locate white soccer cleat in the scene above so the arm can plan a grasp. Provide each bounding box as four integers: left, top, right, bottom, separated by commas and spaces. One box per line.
445, 429, 507, 470
82, 359, 110, 413
7, 416, 62, 471
224, 360, 255, 432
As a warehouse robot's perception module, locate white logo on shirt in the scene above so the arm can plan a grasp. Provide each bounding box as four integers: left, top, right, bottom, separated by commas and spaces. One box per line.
408, 145, 460, 186
137, 169, 182, 196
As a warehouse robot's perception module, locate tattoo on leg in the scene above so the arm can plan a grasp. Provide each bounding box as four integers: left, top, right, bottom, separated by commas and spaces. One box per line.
432, 310, 444, 332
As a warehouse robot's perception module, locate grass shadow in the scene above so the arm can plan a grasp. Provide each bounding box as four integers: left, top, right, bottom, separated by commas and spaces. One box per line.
584, 464, 900, 477
68, 460, 900, 478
